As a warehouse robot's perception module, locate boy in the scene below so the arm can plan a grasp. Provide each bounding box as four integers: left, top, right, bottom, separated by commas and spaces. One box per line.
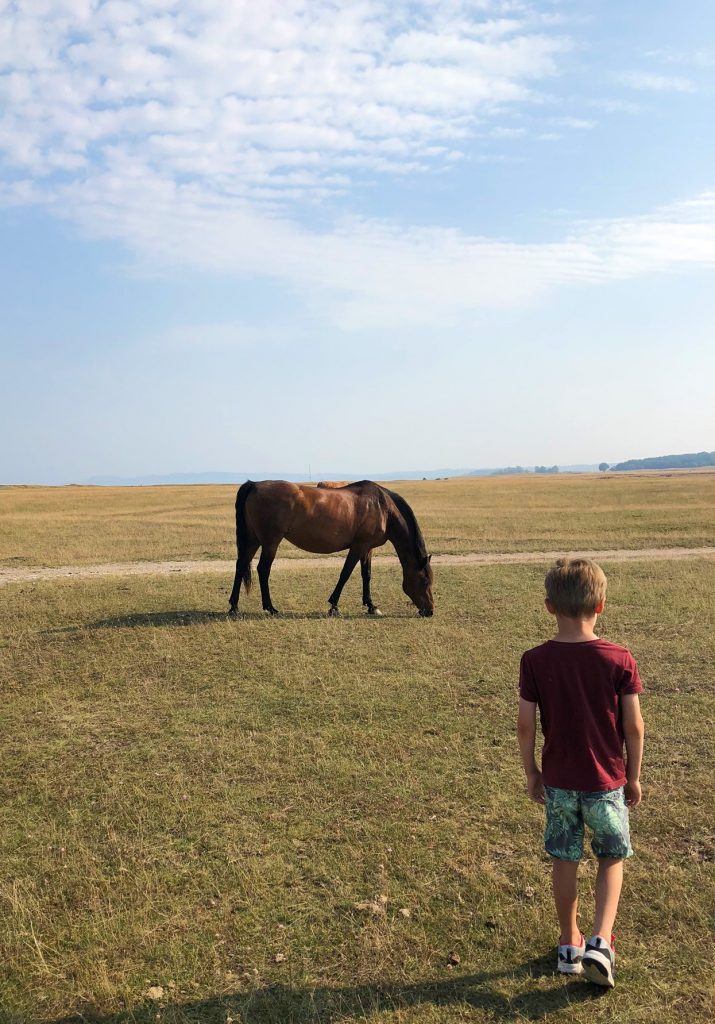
517, 557, 644, 988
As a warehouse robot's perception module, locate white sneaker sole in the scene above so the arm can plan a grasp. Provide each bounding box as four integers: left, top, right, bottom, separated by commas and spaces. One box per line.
583, 950, 615, 988
558, 962, 584, 975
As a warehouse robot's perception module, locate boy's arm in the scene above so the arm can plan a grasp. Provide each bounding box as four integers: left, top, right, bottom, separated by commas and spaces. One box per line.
516, 698, 544, 804
622, 693, 645, 807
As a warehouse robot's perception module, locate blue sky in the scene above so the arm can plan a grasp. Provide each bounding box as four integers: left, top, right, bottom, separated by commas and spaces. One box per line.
1, 0, 714, 483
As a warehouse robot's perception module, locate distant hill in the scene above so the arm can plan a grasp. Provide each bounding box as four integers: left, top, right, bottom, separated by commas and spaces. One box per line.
472, 464, 599, 477
610, 451, 715, 472
84, 464, 604, 486
86, 471, 433, 486
86, 472, 298, 486
85, 468, 478, 486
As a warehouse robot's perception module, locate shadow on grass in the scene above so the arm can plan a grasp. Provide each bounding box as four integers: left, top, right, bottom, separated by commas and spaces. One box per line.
44, 609, 409, 633
91, 610, 231, 628
41, 610, 230, 634
51, 956, 608, 1024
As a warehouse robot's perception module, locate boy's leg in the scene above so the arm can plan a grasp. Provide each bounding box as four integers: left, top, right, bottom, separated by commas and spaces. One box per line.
583, 787, 632, 940
543, 787, 584, 946
581, 788, 632, 987
593, 857, 624, 940
552, 858, 581, 945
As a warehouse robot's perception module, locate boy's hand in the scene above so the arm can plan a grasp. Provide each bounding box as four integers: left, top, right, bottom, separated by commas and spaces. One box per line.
625, 779, 642, 807
527, 771, 545, 805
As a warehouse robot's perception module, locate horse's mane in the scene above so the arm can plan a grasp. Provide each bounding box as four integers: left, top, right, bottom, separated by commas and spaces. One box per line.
380, 486, 428, 563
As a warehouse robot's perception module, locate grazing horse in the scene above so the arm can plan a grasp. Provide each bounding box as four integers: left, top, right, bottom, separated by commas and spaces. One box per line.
228, 480, 434, 618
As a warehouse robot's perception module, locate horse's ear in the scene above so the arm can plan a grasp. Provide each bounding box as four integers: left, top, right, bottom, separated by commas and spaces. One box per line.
428, 554, 432, 563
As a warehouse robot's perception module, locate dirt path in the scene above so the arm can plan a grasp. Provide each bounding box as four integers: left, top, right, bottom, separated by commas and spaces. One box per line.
1, 547, 713, 587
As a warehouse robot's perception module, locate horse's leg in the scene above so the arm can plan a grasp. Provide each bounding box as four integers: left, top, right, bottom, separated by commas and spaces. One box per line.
360, 551, 382, 616
257, 544, 280, 615
328, 548, 360, 616
228, 541, 259, 616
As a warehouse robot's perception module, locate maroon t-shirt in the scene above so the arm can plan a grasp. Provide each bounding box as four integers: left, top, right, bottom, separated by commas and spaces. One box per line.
519, 639, 643, 792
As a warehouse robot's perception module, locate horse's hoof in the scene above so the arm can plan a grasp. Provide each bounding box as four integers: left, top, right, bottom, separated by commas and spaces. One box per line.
228, 607, 238, 619
265, 608, 280, 617
367, 607, 383, 617
328, 606, 340, 617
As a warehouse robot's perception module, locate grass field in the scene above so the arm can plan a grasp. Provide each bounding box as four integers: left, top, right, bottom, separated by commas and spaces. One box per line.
2, 471, 715, 568
1, 474, 713, 1022
1, 532, 714, 1022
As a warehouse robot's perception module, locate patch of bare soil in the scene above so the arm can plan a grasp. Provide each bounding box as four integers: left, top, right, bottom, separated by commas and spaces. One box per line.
1, 547, 713, 587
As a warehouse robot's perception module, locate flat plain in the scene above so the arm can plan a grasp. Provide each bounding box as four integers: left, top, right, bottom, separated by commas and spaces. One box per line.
2, 471, 714, 567
1, 473, 713, 1024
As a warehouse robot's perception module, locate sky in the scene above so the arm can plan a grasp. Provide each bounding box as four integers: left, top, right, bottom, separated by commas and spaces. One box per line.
1, 0, 714, 484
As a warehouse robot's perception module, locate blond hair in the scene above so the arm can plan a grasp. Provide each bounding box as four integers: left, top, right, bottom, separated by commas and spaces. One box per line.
544, 557, 607, 617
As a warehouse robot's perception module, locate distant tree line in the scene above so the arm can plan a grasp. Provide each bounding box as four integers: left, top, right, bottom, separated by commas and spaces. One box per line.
490, 465, 560, 476
610, 451, 715, 472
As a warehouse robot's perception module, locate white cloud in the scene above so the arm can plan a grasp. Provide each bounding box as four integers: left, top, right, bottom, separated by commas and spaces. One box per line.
645, 47, 715, 69
552, 116, 594, 130
0, 2, 712, 333
29, 167, 711, 330
0, 0, 572, 191
588, 97, 642, 115
615, 71, 696, 93
491, 125, 526, 138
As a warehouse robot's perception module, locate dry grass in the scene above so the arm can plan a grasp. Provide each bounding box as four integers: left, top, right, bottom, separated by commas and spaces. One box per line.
1, 471, 714, 568
1, 558, 713, 1023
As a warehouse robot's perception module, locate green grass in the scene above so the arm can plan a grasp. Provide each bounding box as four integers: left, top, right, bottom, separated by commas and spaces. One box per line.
1, 471, 714, 568
1, 560, 713, 1023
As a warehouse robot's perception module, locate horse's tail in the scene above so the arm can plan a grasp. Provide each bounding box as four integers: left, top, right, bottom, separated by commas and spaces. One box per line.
235, 480, 256, 592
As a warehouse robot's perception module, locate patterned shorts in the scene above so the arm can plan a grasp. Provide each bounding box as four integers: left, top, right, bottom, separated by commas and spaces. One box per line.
544, 785, 633, 861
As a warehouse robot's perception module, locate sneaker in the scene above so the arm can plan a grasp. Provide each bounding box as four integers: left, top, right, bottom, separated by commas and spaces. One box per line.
582, 934, 616, 988
557, 933, 585, 975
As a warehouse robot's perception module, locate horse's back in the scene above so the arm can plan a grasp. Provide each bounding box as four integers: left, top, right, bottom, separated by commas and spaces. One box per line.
240, 480, 301, 537
241, 478, 386, 554
250, 479, 303, 501
252, 479, 368, 508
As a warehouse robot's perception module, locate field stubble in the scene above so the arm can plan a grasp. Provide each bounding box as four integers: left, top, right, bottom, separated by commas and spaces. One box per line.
1, 472, 714, 568
0, 556, 713, 1023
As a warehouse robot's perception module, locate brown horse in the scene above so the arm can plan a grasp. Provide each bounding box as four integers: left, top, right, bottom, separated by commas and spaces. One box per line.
228, 480, 434, 617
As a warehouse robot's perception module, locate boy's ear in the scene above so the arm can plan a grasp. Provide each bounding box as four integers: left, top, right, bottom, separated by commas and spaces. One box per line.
544, 598, 556, 615
595, 599, 605, 614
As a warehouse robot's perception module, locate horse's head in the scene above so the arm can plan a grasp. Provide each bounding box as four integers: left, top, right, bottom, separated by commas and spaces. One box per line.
403, 554, 434, 616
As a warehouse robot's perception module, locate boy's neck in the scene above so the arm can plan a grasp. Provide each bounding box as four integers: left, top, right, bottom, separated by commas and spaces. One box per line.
553, 613, 600, 643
